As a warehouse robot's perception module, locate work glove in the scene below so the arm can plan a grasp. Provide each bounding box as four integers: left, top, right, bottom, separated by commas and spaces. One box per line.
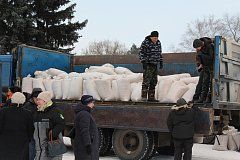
86, 145, 92, 155
159, 63, 163, 69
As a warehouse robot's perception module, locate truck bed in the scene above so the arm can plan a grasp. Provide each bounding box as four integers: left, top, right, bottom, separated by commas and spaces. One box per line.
55, 100, 214, 135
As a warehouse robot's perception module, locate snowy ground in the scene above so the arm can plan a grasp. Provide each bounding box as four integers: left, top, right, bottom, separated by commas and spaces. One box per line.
63, 137, 240, 160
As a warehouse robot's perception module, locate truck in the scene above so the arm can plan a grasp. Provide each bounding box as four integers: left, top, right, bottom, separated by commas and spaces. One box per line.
0, 36, 240, 160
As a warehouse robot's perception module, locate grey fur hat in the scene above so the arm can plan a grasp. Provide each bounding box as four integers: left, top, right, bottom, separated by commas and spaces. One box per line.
11, 92, 26, 105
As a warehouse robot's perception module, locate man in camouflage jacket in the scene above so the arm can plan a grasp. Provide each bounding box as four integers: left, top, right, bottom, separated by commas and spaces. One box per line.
139, 31, 163, 101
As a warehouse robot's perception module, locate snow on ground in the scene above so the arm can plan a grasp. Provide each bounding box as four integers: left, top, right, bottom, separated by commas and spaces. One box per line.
63, 137, 240, 160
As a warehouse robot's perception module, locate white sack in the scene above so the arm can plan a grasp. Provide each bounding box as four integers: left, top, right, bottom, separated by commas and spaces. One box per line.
212, 135, 229, 151
68, 77, 83, 100
22, 75, 33, 94
157, 78, 175, 102
95, 78, 114, 101
131, 83, 142, 102
232, 132, 240, 150
83, 79, 101, 100
43, 79, 54, 98
47, 68, 66, 77
87, 66, 116, 75
176, 73, 191, 79
222, 126, 238, 151
182, 83, 197, 103
180, 77, 199, 85
68, 72, 81, 78
52, 79, 62, 99
117, 78, 131, 101
34, 71, 50, 79
102, 63, 115, 69
162, 81, 189, 103
158, 75, 180, 81
81, 72, 109, 80
33, 78, 45, 91
112, 80, 120, 101
115, 67, 134, 75
62, 78, 71, 99
127, 73, 143, 83
57, 73, 68, 79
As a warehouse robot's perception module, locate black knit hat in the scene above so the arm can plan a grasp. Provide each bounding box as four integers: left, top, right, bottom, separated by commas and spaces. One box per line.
81, 95, 94, 105
150, 31, 159, 37
176, 98, 187, 106
193, 39, 203, 48
31, 88, 43, 98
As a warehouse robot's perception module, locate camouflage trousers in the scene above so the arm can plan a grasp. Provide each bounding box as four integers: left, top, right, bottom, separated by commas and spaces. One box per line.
142, 63, 158, 91
194, 67, 211, 100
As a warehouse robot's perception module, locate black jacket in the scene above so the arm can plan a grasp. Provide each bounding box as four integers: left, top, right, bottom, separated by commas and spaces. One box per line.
0, 104, 34, 160
33, 102, 65, 139
23, 100, 38, 114
74, 103, 99, 160
196, 37, 214, 68
167, 105, 198, 140
139, 36, 163, 65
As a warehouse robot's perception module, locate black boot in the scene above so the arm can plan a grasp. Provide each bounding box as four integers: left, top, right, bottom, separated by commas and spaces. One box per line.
204, 92, 212, 103
196, 93, 207, 103
141, 89, 148, 101
147, 89, 158, 102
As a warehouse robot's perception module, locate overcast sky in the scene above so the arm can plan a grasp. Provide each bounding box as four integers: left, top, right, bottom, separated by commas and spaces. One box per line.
71, 0, 240, 54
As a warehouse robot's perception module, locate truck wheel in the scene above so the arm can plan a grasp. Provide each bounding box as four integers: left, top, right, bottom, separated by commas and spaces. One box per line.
98, 128, 112, 156
145, 132, 154, 159
112, 129, 149, 160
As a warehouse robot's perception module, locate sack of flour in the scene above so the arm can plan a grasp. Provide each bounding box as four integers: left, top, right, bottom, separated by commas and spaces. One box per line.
22, 75, 33, 94
117, 78, 131, 101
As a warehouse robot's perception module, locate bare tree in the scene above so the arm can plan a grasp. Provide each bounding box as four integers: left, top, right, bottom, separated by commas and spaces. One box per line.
82, 40, 128, 55
224, 14, 240, 43
179, 15, 228, 51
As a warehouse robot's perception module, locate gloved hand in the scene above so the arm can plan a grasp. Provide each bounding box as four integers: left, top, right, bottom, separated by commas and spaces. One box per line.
159, 63, 163, 69
197, 64, 203, 72
86, 145, 92, 155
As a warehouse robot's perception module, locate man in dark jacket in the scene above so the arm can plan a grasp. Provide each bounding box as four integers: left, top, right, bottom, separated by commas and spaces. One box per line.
192, 37, 214, 103
23, 88, 42, 160
167, 98, 197, 160
74, 95, 99, 160
139, 31, 163, 101
0, 92, 34, 160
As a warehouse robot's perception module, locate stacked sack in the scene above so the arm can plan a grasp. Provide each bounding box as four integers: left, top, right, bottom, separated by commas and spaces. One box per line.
21, 64, 199, 103
212, 126, 240, 151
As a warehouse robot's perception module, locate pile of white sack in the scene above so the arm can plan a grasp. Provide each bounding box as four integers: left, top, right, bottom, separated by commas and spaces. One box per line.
21, 63, 199, 103
212, 126, 240, 151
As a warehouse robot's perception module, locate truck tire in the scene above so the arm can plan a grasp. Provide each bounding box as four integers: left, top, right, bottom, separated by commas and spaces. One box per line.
98, 128, 112, 156
112, 129, 149, 160
145, 132, 154, 159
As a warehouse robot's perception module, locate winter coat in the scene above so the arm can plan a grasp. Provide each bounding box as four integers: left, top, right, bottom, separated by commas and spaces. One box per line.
167, 104, 198, 140
33, 102, 65, 160
0, 104, 34, 160
139, 36, 163, 65
196, 37, 214, 68
24, 100, 38, 114
74, 104, 99, 160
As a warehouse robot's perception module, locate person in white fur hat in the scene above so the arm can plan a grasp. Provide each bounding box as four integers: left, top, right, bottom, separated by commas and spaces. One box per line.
33, 91, 65, 160
0, 92, 34, 160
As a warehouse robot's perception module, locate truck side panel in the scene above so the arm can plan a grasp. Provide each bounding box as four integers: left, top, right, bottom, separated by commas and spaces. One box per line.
17, 45, 71, 79
213, 36, 240, 109
0, 55, 12, 87
73, 53, 198, 76
59, 101, 214, 135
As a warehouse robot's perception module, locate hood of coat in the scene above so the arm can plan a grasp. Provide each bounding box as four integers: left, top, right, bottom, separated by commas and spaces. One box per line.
145, 36, 160, 44
171, 104, 191, 114
74, 103, 91, 114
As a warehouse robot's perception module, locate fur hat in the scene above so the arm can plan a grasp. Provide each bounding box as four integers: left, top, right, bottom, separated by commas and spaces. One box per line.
37, 91, 52, 103
150, 31, 159, 37
11, 92, 26, 105
193, 39, 203, 48
81, 95, 94, 105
